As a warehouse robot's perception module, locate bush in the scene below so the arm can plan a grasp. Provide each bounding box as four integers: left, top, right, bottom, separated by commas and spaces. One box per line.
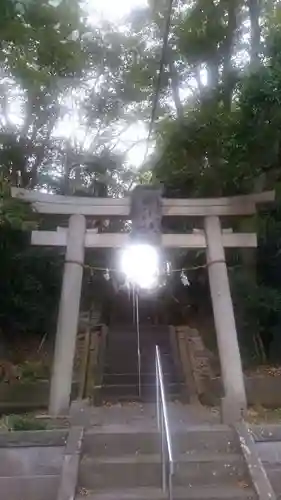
0, 414, 48, 431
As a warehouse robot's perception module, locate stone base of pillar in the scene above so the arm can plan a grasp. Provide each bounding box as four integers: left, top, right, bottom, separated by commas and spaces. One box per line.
221, 397, 246, 424
70, 399, 91, 427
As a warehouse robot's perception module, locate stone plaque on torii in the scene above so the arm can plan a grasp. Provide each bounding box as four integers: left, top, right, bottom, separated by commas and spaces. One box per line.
11, 187, 274, 421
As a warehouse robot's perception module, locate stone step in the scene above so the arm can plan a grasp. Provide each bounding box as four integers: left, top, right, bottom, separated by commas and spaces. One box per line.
0, 474, 59, 500
106, 354, 170, 363
103, 324, 182, 403
100, 394, 184, 404
106, 332, 170, 343
264, 467, 281, 494
82, 427, 240, 457
103, 373, 181, 385
105, 348, 171, 357
104, 353, 174, 371
99, 393, 184, 404
107, 328, 169, 336
76, 485, 255, 500
104, 358, 174, 368
79, 453, 247, 489
107, 326, 171, 333
106, 341, 171, 349
103, 366, 176, 378
105, 338, 171, 346
101, 383, 183, 400
252, 425, 281, 442
107, 336, 171, 342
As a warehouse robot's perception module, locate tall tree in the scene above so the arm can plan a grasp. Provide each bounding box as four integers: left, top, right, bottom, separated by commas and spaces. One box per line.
248, 0, 261, 68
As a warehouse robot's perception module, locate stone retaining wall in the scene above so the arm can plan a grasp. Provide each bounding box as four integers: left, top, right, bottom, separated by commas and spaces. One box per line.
207, 375, 281, 408
0, 430, 68, 500
0, 381, 78, 413
173, 325, 281, 409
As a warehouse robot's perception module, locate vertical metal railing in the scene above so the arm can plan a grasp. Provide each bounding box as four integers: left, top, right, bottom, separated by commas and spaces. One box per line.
132, 286, 142, 398
156, 345, 174, 500
135, 291, 141, 398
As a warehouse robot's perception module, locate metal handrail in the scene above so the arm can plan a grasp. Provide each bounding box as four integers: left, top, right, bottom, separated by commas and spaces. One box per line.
156, 345, 174, 500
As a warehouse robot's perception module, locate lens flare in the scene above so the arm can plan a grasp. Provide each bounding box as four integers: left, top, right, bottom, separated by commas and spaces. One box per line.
120, 244, 159, 289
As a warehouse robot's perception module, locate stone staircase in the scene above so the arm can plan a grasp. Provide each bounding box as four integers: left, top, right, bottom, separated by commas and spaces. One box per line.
173, 326, 217, 405
101, 324, 185, 402
70, 294, 273, 500
253, 425, 281, 498
76, 423, 256, 500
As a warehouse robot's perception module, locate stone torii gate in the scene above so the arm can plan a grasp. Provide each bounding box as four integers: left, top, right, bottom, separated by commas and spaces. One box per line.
11, 187, 274, 421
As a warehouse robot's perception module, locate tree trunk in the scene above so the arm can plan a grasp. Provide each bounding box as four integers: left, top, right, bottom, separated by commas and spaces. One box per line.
248, 0, 261, 69
168, 50, 184, 120
221, 1, 238, 110
195, 65, 204, 97
63, 147, 72, 195
207, 57, 219, 95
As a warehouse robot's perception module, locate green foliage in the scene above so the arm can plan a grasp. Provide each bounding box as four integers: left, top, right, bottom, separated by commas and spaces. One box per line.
0, 239, 63, 335
19, 360, 49, 381
1, 0, 86, 83
232, 269, 281, 329
0, 178, 37, 229
0, 414, 48, 431
152, 2, 281, 199
146, 0, 281, 361
176, 0, 226, 67
0, 0, 139, 340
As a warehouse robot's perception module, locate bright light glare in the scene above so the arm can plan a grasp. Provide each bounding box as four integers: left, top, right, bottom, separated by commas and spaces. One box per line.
120, 244, 159, 289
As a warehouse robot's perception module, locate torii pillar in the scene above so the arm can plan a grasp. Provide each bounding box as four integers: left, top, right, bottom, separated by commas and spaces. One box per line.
205, 216, 246, 421
49, 214, 86, 415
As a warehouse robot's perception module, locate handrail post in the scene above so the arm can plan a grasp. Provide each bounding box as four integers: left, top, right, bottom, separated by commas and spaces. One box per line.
161, 411, 166, 492
156, 357, 160, 429
155, 345, 174, 500
168, 464, 173, 500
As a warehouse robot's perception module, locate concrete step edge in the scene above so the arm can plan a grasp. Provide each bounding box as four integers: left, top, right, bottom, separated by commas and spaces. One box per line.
0, 474, 59, 480
102, 374, 181, 378
76, 485, 255, 500
102, 383, 182, 389
84, 424, 233, 436
81, 452, 243, 464
99, 395, 184, 401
